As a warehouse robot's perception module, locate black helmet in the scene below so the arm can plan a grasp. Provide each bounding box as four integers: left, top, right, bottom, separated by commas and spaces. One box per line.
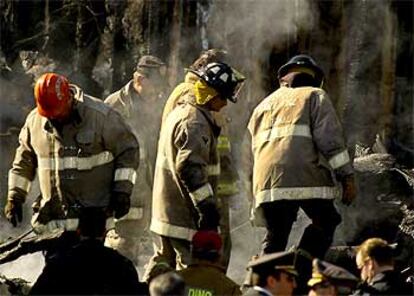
277, 54, 324, 87
191, 62, 245, 103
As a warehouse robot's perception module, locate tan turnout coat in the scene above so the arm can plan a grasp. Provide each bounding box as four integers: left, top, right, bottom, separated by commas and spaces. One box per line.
151, 94, 220, 241
7, 85, 139, 232
248, 86, 353, 221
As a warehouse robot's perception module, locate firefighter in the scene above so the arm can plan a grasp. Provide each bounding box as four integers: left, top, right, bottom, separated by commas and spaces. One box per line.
104, 55, 166, 264
247, 54, 356, 258
3, 73, 139, 253
146, 62, 245, 279
161, 49, 239, 271
178, 230, 241, 296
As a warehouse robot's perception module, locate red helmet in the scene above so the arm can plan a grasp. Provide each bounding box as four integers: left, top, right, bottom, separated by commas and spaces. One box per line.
34, 73, 71, 119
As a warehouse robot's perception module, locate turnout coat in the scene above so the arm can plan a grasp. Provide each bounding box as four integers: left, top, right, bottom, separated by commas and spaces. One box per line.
248, 86, 353, 222
151, 94, 220, 241
7, 85, 139, 232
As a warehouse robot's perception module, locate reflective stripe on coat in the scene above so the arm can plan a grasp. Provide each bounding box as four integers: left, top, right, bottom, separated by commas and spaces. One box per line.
8, 85, 139, 226
151, 97, 220, 241
247, 86, 353, 220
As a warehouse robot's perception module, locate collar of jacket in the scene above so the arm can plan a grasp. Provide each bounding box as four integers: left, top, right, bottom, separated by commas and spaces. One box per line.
253, 286, 274, 296
41, 84, 84, 133
189, 260, 226, 273
122, 80, 142, 111
369, 269, 395, 285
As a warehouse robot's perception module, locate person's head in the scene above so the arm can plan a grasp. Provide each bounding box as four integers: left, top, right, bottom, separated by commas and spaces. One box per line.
308, 259, 359, 296
191, 230, 222, 262
34, 73, 73, 122
77, 207, 107, 240
189, 48, 228, 71
190, 62, 245, 112
133, 55, 166, 97
149, 271, 185, 296
277, 54, 324, 88
356, 238, 394, 283
248, 251, 298, 296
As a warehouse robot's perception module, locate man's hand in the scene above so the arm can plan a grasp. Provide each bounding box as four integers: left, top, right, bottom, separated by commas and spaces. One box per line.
4, 200, 23, 227
196, 198, 220, 231
341, 175, 356, 206
109, 192, 131, 219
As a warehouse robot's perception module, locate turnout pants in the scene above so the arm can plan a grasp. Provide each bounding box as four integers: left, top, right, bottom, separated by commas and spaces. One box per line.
143, 235, 191, 282
261, 199, 341, 258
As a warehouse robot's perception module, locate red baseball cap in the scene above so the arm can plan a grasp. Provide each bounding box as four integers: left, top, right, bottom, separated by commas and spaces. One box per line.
192, 230, 222, 252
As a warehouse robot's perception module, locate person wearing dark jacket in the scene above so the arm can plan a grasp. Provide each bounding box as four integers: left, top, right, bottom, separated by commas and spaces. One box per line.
353, 237, 413, 295
243, 251, 298, 296
30, 208, 141, 295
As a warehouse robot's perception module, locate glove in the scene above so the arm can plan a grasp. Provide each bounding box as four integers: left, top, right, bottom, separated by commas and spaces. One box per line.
340, 174, 357, 206
196, 197, 220, 231
4, 199, 23, 227
109, 192, 131, 219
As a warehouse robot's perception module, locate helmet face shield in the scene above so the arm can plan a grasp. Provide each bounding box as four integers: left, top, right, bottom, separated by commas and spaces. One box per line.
228, 80, 245, 103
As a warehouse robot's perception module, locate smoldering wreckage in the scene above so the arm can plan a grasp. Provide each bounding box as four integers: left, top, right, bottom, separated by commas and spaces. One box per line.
0, 0, 413, 295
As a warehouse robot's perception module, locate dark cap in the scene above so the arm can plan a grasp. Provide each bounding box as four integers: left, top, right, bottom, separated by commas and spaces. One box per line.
308, 259, 359, 288
137, 55, 165, 70
247, 251, 298, 277
277, 54, 324, 87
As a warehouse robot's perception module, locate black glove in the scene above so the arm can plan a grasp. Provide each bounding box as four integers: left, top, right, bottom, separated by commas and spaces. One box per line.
196, 198, 220, 231
109, 192, 131, 219
4, 199, 23, 227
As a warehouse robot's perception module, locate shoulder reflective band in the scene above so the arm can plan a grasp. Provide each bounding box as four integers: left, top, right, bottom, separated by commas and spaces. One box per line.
217, 182, 239, 196
114, 168, 137, 184
189, 183, 213, 204
253, 124, 312, 148
328, 150, 350, 169
217, 135, 231, 151
207, 163, 221, 176
38, 151, 114, 171
255, 186, 340, 205
8, 171, 31, 192
150, 218, 197, 241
